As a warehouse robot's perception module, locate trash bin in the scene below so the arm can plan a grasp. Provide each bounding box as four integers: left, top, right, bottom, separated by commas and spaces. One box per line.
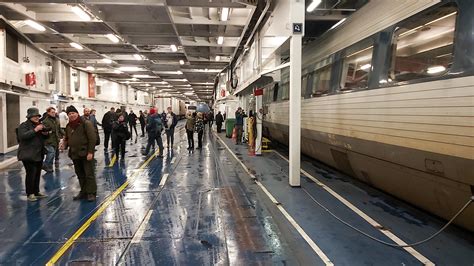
225, 118, 235, 138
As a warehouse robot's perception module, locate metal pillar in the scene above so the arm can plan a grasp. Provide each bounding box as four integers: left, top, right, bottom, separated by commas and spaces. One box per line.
255, 88, 263, 156
289, 0, 304, 187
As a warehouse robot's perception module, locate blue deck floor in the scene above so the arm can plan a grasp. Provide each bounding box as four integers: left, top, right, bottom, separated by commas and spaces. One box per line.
1, 123, 473, 265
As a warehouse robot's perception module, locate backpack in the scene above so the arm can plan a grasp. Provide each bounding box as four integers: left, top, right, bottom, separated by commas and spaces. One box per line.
155, 116, 163, 132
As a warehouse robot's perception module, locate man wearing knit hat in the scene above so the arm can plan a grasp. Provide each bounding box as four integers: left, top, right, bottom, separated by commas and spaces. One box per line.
60, 105, 97, 201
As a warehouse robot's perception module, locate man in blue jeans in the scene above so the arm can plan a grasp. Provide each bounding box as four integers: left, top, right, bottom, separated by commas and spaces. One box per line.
42, 107, 63, 172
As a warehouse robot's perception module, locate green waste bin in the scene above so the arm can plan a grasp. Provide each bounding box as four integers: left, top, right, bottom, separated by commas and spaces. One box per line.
225, 118, 236, 138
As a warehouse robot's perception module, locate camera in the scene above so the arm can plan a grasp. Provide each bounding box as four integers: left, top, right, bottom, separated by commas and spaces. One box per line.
41, 125, 52, 132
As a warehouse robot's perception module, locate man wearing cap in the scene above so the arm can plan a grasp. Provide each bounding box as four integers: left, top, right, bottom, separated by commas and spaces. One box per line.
142, 107, 164, 157
60, 105, 97, 202
17, 107, 49, 201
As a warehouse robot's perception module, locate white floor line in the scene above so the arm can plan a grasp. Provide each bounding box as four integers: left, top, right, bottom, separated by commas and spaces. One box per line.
130, 210, 153, 244
214, 133, 334, 265
171, 157, 176, 164
272, 150, 434, 265
159, 173, 169, 187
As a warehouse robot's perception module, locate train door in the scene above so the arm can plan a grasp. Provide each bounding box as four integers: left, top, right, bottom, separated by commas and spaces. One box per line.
6, 93, 20, 149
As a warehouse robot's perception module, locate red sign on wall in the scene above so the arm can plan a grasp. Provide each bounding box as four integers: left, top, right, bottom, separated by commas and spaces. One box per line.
25, 72, 36, 86
220, 89, 226, 97
88, 73, 96, 98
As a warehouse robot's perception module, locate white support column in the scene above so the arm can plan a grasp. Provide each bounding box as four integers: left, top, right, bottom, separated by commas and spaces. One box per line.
289, 0, 304, 187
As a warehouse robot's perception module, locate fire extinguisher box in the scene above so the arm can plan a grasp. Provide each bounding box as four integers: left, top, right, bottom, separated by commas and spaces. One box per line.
25, 72, 36, 86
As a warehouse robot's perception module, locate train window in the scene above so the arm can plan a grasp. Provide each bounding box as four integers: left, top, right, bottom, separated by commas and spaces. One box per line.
6, 31, 19, 63
389, 3, 457, 82
311, 64, 332, 97
340, 40, 374, 90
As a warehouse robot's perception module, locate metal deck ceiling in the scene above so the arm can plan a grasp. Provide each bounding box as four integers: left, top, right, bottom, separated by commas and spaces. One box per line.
0, 0, 367, 102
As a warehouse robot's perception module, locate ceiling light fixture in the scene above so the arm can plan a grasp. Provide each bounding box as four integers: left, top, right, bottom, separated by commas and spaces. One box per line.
86, 66, 95, 71
221, 8, 229, 21
427, 65, 446, 74
105, 34, 119, 43
133, 54, 143, 60
170, 44, 178, 52
330, 18, 347, 30
133, 74, 151, 78
306, 0, 322, 12
119, 66, 142, 72
215, 55, 221, 61
69, 42, 83, 50
179, 60, 185, 65
102, 58, 112, 64
360, 64, 371, 70
24, 19, 46, 32
71, 6, 91, 21
217, 36, 224, 45
114, 69, 123, 74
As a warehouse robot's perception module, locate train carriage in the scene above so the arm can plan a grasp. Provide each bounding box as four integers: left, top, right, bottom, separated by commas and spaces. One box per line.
262, 0, 474, 231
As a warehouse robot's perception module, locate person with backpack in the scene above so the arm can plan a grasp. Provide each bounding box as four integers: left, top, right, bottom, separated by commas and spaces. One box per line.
60, 105, 97, 202
17, 107, 49, 201
142, 107, 164, 157
165, 106, 178, 149
112, 114, 130, 161
42, 107, 62, 172
195, 112, 205, 150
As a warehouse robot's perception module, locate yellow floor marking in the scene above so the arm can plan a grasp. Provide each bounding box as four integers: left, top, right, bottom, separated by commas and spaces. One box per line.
108, 154, 117, 167
45, 149, 160, 266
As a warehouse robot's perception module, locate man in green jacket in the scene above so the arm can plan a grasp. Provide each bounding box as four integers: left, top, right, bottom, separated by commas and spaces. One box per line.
60, 105, 97, 202
42, 107, 63, 172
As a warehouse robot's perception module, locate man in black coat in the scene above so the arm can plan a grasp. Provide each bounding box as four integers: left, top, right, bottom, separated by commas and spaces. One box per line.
17, 107, 49, 201
101, 107, 116, 150
128, 110, 138, 141
215, 111, 224, 133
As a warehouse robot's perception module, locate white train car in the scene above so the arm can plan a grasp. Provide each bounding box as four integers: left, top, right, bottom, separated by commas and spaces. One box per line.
263, 0, 474, 231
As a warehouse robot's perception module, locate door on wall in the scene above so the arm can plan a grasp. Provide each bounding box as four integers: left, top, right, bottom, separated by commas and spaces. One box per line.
6, 94, 20, 148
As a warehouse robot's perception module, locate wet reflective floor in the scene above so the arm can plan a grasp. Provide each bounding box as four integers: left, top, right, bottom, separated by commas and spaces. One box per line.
1, 122, 473, 265
0, 124, 298, 265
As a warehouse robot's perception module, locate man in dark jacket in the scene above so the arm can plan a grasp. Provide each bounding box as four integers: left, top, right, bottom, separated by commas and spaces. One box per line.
61, 105, 97, 202
17, 107, 49, 201
42, 107, 62, 172
139, 110, 146, 137
128, 110, 138, 141
101, 107, 115, 150
215, 111, 224, 133
143, 108, 164, 157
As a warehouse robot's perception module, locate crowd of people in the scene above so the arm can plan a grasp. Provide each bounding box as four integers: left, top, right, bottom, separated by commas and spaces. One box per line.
16, 104, 253, 203
16, 105, 180, 202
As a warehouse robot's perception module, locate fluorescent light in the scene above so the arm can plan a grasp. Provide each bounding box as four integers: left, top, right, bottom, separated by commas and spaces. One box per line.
217, 36, 224, 45
133, 54, 143, 60
86, 66, 95, 71
177, 71, 183, 75
330, 18, 346, 30
170, 44, 177, 52
114, 69, 122, 74
221, 8, 229, 21
215, 55, 221, 61
179, 60, 185, 65
69, 42, 83, 50
102, 58, 112, 64
119, 66, 142, 72
360, 64, 371, 70
184, 92, 194, 96
24, 20, 45, 32
105, 34, 119, 43
427, 65, 446, 74
71, 6, 91, 21
306, 0, 322, 12
133, 74, 152, 78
